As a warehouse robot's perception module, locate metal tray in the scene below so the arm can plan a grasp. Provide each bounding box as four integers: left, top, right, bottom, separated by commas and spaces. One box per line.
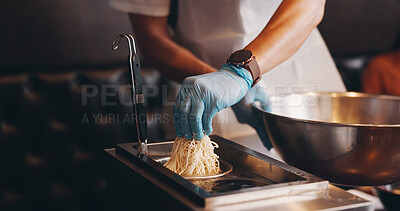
115, 135, 329, 207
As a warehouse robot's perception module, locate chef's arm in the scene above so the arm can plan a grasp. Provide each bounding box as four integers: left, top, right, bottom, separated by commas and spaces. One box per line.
128, 14, 216, 83
245, 0, 326, 75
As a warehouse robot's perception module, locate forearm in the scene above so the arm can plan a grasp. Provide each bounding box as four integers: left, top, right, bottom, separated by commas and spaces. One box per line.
245, 0, 326, 75
141, 34, 216, 83
129, 14, 216, 83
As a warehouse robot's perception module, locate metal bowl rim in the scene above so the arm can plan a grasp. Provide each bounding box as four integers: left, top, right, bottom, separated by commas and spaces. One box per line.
253, 92, 400, 128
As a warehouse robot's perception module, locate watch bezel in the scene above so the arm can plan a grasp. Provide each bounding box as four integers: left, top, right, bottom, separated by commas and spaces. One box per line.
228, 49, 253, 65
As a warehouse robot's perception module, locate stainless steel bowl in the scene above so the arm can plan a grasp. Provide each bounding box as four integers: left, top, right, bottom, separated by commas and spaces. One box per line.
253, 92, 400, 186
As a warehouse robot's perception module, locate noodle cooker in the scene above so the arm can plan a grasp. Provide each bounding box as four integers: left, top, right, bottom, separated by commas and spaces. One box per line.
105, 136, 372, 210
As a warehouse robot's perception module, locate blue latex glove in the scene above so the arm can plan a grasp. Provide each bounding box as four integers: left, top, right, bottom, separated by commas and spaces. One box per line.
231, 85, 273, 149
174, 63, 253, 140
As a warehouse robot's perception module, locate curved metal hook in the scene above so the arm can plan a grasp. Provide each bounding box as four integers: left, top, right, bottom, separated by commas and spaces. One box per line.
112, 34, 137, 56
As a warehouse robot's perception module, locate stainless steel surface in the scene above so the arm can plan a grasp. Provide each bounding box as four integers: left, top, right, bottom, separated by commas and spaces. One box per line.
155, 157, 233, 180
115, 135, 330, 207
112, 34, 148, 154
106, 135, 373, 210
253, 92, 400, 186
146, 141, 174, 156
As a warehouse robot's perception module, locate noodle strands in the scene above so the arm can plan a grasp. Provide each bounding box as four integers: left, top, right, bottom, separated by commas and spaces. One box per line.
164, 136, 221, 177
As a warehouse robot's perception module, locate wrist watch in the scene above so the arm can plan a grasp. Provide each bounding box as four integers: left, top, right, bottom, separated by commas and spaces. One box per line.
227, 49, 261, 87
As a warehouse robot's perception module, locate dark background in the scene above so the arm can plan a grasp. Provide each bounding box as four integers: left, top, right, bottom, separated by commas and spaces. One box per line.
0, 0, 399, 210
0, 0, 131, 71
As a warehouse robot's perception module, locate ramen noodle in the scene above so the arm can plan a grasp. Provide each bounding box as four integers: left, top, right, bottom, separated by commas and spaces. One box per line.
164, 136, 220, 177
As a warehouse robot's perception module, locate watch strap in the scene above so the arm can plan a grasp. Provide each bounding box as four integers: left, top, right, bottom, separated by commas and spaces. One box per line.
227, 49, 262, 87
245, 56, 261, 86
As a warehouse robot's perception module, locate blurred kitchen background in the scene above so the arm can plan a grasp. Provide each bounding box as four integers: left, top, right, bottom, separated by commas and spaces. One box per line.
0, 0, 399, 210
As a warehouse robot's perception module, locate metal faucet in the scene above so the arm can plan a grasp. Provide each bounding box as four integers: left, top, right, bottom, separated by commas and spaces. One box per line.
112, 34, 148, 154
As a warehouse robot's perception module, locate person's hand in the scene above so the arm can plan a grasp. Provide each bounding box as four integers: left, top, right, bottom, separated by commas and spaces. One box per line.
174, 63, 253, 140
231, 85, 273, 149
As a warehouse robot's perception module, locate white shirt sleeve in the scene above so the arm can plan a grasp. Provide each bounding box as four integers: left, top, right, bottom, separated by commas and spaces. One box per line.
109, 0, 170, 17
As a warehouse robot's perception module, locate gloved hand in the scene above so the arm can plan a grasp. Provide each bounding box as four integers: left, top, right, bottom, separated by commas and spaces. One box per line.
231, 85, 273, 149
174, 63, 253, 140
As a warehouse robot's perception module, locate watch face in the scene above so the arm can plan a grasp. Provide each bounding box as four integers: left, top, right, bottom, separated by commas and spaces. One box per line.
229, 49, 252, 63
